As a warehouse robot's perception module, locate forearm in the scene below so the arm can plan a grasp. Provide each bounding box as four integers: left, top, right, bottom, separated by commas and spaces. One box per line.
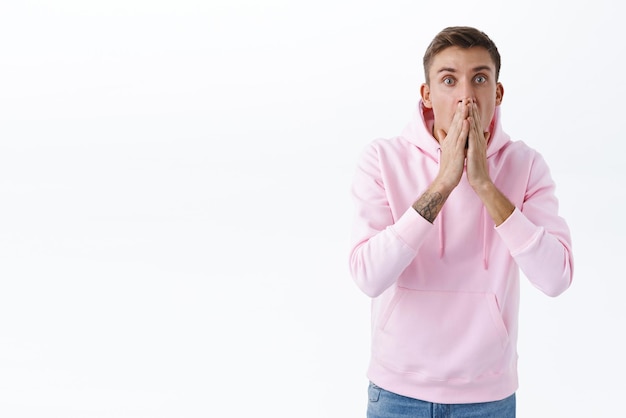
412, 180, 454, 223
472, 181, 515, 226
350, 207, 433, 297
350, 176, 455, 297
497, 208, 574, 296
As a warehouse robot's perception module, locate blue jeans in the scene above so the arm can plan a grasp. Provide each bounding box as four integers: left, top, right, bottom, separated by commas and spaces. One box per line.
367, 382, 515, 418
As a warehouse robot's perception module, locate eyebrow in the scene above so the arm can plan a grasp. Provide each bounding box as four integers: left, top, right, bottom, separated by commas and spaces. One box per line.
436, 65, 493, 74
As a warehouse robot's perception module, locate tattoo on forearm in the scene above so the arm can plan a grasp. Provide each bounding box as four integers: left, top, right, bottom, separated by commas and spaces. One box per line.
412, 192, 444, 223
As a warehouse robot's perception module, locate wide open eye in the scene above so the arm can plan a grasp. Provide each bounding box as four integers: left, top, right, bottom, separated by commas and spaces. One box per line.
474, 75, 487, 84
443, 77, 455, 86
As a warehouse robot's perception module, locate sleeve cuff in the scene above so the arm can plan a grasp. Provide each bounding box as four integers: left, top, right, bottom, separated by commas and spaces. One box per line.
390, 206, 434, 251
495, 207, 542, 255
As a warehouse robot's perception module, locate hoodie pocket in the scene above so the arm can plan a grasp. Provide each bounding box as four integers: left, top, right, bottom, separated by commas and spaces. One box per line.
374, 287, 510, 382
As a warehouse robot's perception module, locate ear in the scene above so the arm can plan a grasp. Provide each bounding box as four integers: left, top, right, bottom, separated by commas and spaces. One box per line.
495, 82, 504, 105
420, 83, 432, 108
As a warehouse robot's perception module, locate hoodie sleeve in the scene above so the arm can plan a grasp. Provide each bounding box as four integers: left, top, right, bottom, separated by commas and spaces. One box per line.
348, 142, 434, 298
495, 152, 574, 297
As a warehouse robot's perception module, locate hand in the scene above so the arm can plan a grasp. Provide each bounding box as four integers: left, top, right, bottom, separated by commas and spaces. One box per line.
433, 100, 470, 192
466, 101, 492, 191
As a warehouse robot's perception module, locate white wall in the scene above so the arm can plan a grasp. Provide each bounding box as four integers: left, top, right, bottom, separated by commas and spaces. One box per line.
0, 1, 622, 416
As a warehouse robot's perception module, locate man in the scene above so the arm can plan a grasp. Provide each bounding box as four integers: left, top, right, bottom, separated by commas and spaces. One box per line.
348, 26, 574, 417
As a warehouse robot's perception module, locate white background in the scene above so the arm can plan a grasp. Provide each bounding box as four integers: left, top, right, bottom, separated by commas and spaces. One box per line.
0, 0, 623, 417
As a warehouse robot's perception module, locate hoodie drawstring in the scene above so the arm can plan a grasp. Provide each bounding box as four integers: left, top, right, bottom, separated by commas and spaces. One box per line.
436, 148, 444, 259
482, 206, 489, 270
439, 210, 445, 259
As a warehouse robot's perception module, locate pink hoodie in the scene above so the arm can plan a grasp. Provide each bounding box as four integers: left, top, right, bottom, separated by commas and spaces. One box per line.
349, 101, 573, 404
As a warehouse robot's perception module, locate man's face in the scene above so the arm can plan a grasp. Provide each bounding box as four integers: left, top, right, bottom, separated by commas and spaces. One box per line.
421, 46, 503, 140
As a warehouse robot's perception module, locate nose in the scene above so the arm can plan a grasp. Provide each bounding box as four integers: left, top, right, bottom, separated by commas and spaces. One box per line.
458, 80, 475, 102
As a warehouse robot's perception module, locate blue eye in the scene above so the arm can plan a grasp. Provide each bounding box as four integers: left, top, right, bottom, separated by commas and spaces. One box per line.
443, 77, 455, 85
475, 75, 486, 83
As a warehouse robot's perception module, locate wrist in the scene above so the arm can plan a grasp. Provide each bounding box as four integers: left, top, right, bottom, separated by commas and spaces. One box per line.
431, 177, 457, 196
470, 179, 495, 196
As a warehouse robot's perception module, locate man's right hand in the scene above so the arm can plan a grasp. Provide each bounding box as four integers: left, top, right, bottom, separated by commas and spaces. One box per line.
433, 99, 470, 192
411, 100, 470, 223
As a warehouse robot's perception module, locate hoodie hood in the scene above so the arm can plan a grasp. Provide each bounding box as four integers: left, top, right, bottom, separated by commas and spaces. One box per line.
400, 100, 510, 163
